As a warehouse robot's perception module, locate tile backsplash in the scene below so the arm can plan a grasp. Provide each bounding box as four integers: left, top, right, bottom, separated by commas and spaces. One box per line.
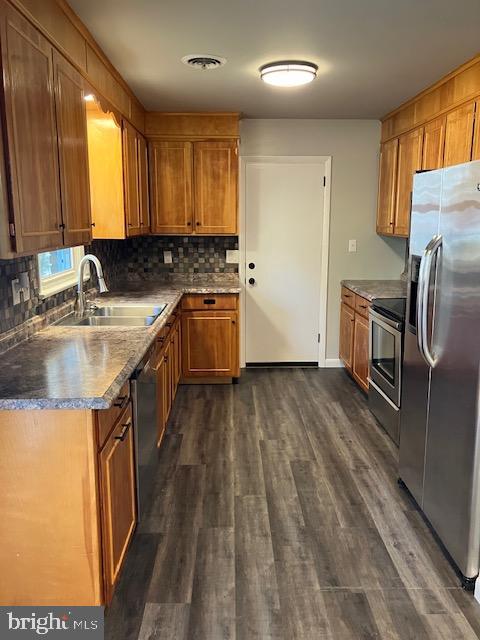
0, 236, 239, 336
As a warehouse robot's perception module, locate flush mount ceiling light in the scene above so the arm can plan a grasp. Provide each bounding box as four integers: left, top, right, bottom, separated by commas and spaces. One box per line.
181, 54, 227, 70
260, 61, 318, 87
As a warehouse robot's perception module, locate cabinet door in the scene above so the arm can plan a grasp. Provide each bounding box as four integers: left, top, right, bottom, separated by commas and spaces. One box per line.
149, 141, 193, 234
394, 128, 423, 237
123, 120, 141, 237
443, 102, 475, 167
376, 138, 398, 235
182, 310, 239, 377
53, 51, 92, 247
422, 116, 445, 170
352, 313, 369, 393
471, 101, 480, 161
99, 403, 136, 604
339, 302, 354, 371
0, 2, 63, 253
193, 140, 238, 234
137, 133, 150, 233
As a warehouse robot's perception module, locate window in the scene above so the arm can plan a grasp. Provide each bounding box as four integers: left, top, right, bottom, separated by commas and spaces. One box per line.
38, 246, 88, 297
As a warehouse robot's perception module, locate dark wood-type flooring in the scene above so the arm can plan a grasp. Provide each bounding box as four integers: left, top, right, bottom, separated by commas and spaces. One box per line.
106, 368, 480, 639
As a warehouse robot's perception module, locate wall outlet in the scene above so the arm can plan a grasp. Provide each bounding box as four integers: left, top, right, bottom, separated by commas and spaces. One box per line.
226, 249, 239, 264
348, 239, 357, 253
11, 272, 31, 305
163, 250, 173, 264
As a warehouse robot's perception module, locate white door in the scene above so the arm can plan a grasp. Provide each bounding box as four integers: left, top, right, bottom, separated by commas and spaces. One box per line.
244, 159, 325, 363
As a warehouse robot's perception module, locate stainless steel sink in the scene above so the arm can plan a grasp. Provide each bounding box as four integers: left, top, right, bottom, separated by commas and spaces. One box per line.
92, 305, 166, 318
56, 303, 167, 328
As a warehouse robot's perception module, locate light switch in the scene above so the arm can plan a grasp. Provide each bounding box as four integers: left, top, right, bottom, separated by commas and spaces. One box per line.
163, 250, 173, 264
348, 239, 357, 253
226, 249, 239, 264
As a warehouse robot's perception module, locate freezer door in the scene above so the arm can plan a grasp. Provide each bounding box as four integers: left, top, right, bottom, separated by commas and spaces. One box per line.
423, 160, 480, 579
399, 169, 441, 504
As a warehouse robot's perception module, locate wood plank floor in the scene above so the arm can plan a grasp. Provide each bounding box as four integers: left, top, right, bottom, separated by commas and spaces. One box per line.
105, 368, 480, 639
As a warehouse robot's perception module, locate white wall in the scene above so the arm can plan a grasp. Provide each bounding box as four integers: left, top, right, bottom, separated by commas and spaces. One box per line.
240, 119, 406, 362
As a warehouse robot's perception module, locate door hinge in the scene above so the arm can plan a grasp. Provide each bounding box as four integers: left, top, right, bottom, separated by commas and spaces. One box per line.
9, 222, 15, 237
318, 333, 321, 343
323, 176, 326, 187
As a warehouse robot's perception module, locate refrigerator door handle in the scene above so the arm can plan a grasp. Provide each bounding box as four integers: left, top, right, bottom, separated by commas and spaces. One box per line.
417, 235, 442, 368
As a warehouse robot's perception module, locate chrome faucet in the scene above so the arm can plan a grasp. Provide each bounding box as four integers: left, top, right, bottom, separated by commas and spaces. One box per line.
76, 254, 108, 316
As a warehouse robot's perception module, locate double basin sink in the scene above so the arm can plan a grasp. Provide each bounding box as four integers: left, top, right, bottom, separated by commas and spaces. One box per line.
57, 304, 167, 328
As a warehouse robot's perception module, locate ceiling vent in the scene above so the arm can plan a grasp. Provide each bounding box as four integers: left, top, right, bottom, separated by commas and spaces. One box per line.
181, 54, 227, 70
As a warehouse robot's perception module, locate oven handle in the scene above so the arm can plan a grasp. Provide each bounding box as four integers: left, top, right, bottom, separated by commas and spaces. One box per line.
369, 308, 402, 332
416, 235, 442, 369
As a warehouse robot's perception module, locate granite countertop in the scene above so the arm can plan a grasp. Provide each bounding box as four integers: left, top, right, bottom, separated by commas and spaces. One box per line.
341, 279, 407, 301
0, 279, 241, 411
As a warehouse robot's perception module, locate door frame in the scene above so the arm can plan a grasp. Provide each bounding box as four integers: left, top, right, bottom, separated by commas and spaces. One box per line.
239, 155, 332, 367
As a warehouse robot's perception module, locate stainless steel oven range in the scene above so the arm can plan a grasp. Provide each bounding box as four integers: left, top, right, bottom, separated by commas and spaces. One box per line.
368, 297, 406, 445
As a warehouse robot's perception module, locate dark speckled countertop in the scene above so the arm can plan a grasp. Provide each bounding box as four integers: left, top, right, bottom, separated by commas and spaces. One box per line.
0, 280, 241, 410
341, 279, 407, 301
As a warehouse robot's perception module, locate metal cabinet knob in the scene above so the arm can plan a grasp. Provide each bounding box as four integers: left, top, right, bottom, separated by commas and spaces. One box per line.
248, 262, 255, 269
248, 278, 255, 285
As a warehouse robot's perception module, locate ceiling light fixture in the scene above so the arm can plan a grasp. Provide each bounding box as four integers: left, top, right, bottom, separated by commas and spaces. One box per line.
259, 61, 318, 87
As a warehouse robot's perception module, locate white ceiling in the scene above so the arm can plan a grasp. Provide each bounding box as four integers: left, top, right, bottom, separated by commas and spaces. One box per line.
68, 0, 480, 119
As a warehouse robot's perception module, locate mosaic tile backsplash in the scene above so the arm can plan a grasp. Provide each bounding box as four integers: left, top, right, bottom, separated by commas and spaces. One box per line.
0, 236, 239, 336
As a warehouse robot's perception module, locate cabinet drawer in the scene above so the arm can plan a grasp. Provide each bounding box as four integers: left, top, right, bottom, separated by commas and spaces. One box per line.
96, 381, 131, 449
181, 294, 238, 311
355, 295, 371, 319
341, 286, 355, 308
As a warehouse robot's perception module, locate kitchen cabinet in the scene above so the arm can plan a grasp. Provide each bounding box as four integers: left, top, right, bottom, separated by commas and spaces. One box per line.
376, 139, 398, 235
0, 1, 92, 255
149, 138, 238, 235
182, 307, 239, 378
99, 402, 136, 604
352, 313, 369, 393
154, 309, 181, 446
393, 128, 423, 237
194, 140, 238, 234
149, 141, 193, 234
443, 102, 475, 167
339, 286, 370, 392
339, 302, 355, 371
87, 97, 149, 240
422, 116, 446, 170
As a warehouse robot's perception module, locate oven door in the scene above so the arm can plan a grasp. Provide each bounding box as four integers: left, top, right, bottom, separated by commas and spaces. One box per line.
369, 308, 402, 407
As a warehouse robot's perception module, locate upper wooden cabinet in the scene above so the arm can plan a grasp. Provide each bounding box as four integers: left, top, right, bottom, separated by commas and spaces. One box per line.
149, 141, 193, 234
147, 114, 239, 236
394, 128, 423, 237
53, 51, 92, 247
194, 140, 238, 234
86, 97, 149, 239
443, 102, 475, 167
149, 139, 238, 235
376, 138, 398, 235
422, 116, 446, 170
0, 2, 62, 254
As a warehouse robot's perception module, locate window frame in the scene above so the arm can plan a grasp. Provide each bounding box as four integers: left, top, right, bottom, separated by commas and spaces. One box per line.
38, 246, 89, 298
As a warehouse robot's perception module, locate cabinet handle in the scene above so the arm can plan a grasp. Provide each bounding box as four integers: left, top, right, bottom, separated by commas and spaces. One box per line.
232, 320, 236, 324
196, 221, 201, 226
166, 322, 172, 327
187, 221, 192, 226
164, 356, 168, 362
91, 222, 96, 228
359, 304, 367, 309
203, 299, 216, 305
113, 395, 129, 410
115, 420, 131, 442
58, 223, 65, 230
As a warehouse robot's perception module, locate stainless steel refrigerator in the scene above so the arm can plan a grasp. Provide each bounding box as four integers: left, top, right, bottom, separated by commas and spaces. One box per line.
400, 160, 480, 589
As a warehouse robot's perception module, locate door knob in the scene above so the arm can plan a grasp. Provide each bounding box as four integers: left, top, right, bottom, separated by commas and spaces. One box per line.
248, 262, 255, 269
248, 278, 255, 285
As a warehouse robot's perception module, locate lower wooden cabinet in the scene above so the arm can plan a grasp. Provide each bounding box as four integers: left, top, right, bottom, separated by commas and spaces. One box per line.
182, 310, 239, 378
352, 313, 369, 392
339, 287, 370, 392
98, 402, 136, 603
339, 302, 355, 370
154, 311, 181, 446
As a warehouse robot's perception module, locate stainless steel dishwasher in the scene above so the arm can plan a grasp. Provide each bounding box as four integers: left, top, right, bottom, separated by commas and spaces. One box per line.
131, 347, 158, 521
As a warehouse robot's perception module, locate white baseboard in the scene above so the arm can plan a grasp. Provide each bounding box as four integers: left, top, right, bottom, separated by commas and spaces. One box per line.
322, 358, 343, 368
